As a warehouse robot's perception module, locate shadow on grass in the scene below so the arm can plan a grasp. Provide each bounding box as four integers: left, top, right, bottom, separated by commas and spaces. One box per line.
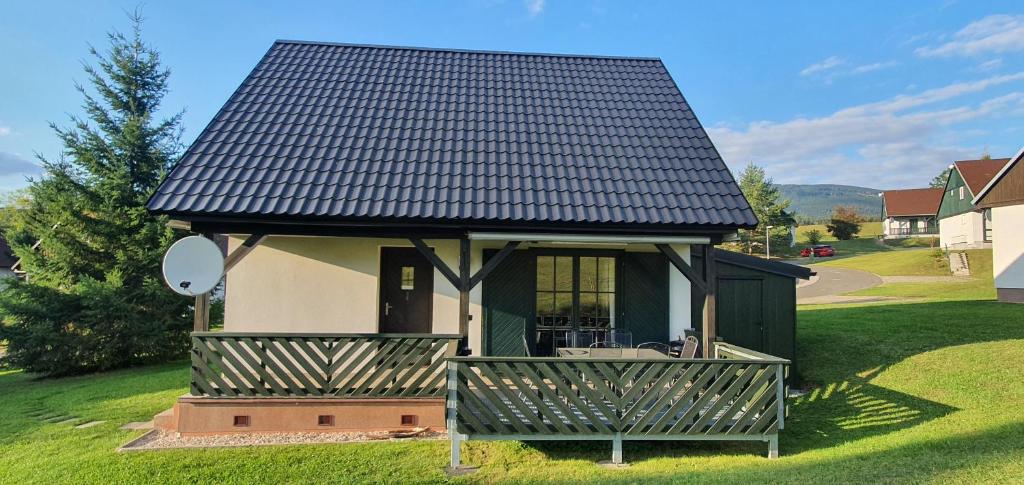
524, 420, 1024, 484
508, 298, 1020, 463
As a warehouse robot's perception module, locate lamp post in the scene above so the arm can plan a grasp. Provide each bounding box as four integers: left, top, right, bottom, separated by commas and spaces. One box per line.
766, 225, 775, 260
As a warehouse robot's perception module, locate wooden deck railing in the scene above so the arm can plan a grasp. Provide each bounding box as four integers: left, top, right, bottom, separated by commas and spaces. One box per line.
446, 341, 788, 464
190, 333, 460, 398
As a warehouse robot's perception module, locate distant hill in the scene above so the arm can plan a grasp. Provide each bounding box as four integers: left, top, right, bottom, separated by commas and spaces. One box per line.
777, 184, 883, 222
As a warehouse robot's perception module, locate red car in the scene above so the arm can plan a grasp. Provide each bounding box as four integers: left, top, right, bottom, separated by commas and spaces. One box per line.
800, 244, 836, 257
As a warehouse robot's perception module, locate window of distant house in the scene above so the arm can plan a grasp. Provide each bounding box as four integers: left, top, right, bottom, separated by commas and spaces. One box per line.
959, 186, 965, 200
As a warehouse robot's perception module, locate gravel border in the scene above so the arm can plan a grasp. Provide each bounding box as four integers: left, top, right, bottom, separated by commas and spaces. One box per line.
119, 428, 446, 452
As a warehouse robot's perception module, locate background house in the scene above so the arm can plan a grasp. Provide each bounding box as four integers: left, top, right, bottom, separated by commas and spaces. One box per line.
880, 188, 942, 239
972, 148, 1024, 303
937, 158, 1010, 249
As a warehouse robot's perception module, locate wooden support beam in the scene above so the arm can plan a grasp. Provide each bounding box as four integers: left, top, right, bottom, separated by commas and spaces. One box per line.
468, 241, 520, 290
458, 238, 472, 345
194, 293, 211, 332
654, 243, 707, 295
224, 234, 266, 272
410, 238, 462, 290
701, 244, 717, 355
193, 232, 217, 332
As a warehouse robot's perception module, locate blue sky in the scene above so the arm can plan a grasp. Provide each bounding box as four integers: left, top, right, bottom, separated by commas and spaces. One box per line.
1, 1, 1023, 192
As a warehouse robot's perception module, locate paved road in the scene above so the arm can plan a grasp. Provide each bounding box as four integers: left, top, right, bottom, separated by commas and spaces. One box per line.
797, 265, 883, 302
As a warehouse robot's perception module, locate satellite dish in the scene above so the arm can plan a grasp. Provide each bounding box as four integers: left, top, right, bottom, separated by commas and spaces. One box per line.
162, 236, 224, 296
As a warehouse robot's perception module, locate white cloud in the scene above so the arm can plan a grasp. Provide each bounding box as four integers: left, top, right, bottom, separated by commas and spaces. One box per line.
0, 126, 9, 136
0, 152, 43, 177
525, 0, 544, 16
850, 61, 899, 75
916, 14, 1024, 57
707, 73, 1024, 187
977, 58, 1003, 71
800, 56, 845, 76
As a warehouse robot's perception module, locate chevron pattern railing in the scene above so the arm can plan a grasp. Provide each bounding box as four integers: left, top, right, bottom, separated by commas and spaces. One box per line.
446, 343, 788, 464
190, 333, 460, 398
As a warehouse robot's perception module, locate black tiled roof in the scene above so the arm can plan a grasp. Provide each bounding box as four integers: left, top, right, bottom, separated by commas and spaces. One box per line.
148, 41, 757, 230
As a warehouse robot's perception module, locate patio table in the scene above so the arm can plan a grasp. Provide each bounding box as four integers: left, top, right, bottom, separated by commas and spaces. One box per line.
556, 348, 669, 359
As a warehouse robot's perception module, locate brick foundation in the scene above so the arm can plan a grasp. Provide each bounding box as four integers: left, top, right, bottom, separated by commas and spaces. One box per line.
156, 396, 446, 436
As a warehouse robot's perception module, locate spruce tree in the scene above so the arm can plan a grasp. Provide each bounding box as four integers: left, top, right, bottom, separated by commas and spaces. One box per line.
737, 163, 792, 254
0, 16, 190, 375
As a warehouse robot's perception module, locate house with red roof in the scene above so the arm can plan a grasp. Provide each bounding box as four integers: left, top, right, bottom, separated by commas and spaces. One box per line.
937, 157, 1011, 249
880, 188, 942, 239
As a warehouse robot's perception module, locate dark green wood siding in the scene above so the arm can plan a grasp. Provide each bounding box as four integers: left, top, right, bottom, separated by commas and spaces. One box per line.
717, 278, 764, 350
481, 250, 535, 356
481, 248, 798, 374
617, 252, 670, 345
938, 169, 975, 218
690, 253, 798, 370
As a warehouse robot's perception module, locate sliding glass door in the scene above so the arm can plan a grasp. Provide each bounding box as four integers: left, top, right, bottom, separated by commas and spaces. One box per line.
535, 253, 616, 355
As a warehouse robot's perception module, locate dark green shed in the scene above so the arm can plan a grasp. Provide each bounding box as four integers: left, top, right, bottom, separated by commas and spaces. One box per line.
690, 249, 811, 370
481, 247, 812, 371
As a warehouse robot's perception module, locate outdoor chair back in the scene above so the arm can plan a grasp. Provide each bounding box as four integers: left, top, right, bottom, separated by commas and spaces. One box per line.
568, 330, 595, 348
676, 335, 699, 359
605, 329, 632, 348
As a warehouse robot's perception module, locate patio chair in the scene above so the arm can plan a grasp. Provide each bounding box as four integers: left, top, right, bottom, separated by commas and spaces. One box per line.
568, 330, 595, 348
606, 329, 633, 348
673, 336, 699, 359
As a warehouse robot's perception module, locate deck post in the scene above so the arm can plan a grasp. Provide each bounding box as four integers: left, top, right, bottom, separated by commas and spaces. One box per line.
611, 433, 623, 464
458, 238, 471, 350
776, 364, 786, 430
447, 360, 461, 468
701, 244, 717, 355
768, 436, 779, 459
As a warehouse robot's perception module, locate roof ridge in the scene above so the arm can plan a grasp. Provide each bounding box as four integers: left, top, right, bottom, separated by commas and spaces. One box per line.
273, 39, 663, 62
954, 157, 1011, 165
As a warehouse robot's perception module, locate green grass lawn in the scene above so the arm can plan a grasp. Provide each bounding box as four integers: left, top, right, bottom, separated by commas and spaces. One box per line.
2, 251, 1023, 483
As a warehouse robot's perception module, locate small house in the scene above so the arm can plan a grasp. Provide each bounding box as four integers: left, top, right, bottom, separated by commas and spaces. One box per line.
880, 188, 942, 239
972, 148, 1024, 303
937, 158, 1010, 249
146, 41, 808, 461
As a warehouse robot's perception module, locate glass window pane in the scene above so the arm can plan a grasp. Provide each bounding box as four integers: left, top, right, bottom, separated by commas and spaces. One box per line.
555, 292, 573, 325
537, 256, 554, 291
598, 257, 615, 292
597, 293, 611, 318
536, 292, 554, 317
579, 257, 597, 292
401, 266, 415, 290
555, 256, 573, 291
579, 292, 597, 318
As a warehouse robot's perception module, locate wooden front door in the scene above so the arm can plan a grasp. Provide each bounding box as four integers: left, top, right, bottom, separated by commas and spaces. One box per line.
379, 247, 433, 333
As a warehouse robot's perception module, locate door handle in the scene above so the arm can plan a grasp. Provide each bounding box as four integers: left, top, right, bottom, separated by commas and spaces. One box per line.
385, 302, 393, 316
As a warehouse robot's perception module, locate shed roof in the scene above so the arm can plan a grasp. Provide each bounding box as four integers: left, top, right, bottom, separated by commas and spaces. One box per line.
147, 41, 756, 232
881, 188, 943, 217
711, 248, 814, 280
954, 158, 1011, 197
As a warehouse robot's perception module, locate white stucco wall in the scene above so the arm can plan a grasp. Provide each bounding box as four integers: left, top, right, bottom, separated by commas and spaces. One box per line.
223, 236, 486, 352
224, 236, 691, 355
939, 211, 986, 249
992, 204, 1024, 291
667, 244, 693, 340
